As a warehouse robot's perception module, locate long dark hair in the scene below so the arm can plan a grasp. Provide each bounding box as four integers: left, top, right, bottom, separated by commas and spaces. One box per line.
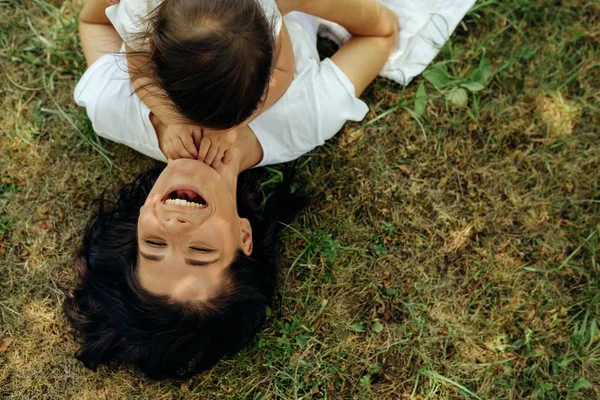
63, 166, 305, 380
135, 0, 275, 129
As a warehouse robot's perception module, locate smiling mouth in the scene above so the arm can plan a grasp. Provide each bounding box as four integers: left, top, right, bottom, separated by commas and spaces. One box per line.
163, 187, 208, 209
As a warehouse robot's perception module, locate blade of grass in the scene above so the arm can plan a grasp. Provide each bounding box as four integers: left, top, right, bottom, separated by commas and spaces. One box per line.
558, 230, 597, 271
419, 369, 482, 400
41, 73, 117, 169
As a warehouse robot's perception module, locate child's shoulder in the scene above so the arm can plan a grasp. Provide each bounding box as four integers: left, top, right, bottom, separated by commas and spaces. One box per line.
117, 0, 163, 17
256, 0, 283, 37
106, 0, 163, 50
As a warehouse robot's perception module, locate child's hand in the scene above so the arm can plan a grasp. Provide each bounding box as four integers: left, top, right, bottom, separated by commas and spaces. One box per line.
162, 123, 201, 160
198, 128, 238, 168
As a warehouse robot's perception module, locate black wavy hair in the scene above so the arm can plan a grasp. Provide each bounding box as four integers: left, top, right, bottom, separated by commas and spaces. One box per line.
63, 166, 305, 380
136, 0, 275, 130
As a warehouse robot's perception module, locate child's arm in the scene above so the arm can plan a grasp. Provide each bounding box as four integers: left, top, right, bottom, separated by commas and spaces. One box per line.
125, 45, 201, 159
124, 45, 183, 128
78, 0, 172, 117
79, 0, 198, 159
79, 0, 122, 65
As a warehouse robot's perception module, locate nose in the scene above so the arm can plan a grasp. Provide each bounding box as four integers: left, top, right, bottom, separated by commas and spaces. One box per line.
162, 217, 192, 234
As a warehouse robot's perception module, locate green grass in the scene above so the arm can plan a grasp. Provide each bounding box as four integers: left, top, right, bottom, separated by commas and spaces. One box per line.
1, 0, 599, 398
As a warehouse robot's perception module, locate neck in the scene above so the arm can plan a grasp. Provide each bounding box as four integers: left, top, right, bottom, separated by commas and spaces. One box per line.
234, 125, 264, 172
213, 125, 264, 180
213, 127, 263, 203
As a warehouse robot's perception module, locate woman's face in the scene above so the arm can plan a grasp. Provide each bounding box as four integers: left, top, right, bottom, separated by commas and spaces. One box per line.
136, 159, 252, 301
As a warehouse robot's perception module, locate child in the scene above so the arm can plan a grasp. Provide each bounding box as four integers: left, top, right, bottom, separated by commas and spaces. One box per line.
104, 0, 296, 166
77, 0, 402, 168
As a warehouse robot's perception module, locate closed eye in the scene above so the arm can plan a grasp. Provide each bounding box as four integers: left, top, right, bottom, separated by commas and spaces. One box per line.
190, 246, 214, 253
145, 239, 166, 247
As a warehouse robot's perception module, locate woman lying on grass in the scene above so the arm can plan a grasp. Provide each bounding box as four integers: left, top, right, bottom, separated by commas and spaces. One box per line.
67, 0, 399, 379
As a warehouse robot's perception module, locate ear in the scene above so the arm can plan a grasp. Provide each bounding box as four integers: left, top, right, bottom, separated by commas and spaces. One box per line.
239, 218, 253, 256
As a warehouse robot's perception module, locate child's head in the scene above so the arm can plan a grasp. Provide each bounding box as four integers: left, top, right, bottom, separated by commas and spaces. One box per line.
146, 0, 276, 130
64, 166, 305, 379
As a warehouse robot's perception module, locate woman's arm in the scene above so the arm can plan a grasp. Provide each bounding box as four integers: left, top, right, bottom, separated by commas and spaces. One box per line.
281, 0, 398, 37
288, 0, 399, 95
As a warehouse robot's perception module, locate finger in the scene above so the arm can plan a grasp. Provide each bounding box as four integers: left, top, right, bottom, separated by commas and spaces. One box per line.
197, 138, 211, 161
164, 141, 176, 160
211, 148, 225, 169
174, 137, 194, 158
174, 139, 194, 159
169, 140, 182, 160
180, 134, 198, 158
210, 156, 221, 169
192, 127, 202, 149
226, 130, 238, 146
222, 148, 233, 165
106, 0, 118, 5
204, 144, 219, 166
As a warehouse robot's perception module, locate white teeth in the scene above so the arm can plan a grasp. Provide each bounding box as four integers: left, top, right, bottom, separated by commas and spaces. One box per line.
165, 198, 206, 208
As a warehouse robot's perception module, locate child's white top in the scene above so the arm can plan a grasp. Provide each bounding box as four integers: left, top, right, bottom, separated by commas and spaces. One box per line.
105, 0, 282, 52
76, 1, 478, 165
74, 12, 367, 165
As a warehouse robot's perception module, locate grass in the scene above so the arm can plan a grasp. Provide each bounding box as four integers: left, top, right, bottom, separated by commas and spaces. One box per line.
1, 0, 599, 398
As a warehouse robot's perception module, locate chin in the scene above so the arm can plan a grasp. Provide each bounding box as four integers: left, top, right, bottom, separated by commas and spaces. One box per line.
164, 158, 223, 187
167, 158, 204, 167
167, 158, 213, 173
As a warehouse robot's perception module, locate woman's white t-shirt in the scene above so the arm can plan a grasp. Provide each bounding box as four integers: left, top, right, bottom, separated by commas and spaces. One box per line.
105, 0, 282, 52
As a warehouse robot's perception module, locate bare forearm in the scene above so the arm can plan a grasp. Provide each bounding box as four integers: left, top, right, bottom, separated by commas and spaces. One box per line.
125, 46, 182, 125
131, 78, 182, 125
79, 22, 122, 65
78, 0, 121, 65
293, 0, 398, 37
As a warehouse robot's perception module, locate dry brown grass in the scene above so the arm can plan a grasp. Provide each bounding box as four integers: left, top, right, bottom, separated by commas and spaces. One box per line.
1, 0, 599, 398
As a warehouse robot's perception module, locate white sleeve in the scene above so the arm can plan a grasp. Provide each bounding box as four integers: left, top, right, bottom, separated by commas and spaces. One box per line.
73, 54, 168, 163
248, 13, 368, 167
257, 0, 282, 37
105, 0, 161, 52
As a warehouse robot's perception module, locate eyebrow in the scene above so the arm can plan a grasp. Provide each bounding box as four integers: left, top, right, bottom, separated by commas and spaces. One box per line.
140, 252, 163, 261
